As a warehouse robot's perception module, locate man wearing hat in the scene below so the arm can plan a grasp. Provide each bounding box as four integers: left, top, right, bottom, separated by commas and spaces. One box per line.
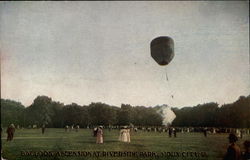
223, 133, 241, 160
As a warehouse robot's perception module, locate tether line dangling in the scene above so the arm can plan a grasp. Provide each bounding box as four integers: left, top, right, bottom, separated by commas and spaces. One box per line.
165, 67, 174, 99
165, 66, 169, 82
166, 70, 169, 81
150, 36, 175, 100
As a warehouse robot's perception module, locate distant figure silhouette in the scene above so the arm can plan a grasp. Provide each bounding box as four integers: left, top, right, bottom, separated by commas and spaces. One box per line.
240, 129, 244, 139
93, 127, 98, 137
242, 140, 250, 160
223, 133, 241, 160
65, 125, 69, 132
42, 124, 46, 134
203, 127, 207, 137
6, 124, 15, 141
75, 125, 80, 132
168, 127, 172, 137
173, 128, 177, 137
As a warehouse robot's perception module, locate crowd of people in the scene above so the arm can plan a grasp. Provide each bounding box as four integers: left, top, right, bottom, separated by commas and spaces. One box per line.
92, 126, 131, 144
64, 125, 80, 132
1, 124, 250, 160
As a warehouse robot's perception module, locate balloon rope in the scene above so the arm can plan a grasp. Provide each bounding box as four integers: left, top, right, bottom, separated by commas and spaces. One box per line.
165, 67, 169, 83
165, 67, 174, 99
166, 71, 169, 81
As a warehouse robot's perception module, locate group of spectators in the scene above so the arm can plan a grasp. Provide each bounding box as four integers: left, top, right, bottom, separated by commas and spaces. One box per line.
1, 124, 250, 160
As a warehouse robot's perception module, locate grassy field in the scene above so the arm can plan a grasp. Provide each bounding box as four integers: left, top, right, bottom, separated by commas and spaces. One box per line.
1, 128, 250, 160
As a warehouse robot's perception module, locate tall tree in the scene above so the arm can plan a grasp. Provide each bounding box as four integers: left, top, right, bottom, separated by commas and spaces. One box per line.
1, 99, 25, 127
26, 96, 53, 126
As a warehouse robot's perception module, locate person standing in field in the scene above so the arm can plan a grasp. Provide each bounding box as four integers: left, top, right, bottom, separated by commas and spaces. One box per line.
173, 128, 177, 137
223, 133, 241, 160
93, 127, 98, 137
96, 126, 103, 144
168, 127, 172, 137
240, 129, 244, 139
65, 125, 69, 132
203, 127, 207, 137
134, 127, 138, 132
126, 127, 131, 143
71, 125, 74, 131
6, 124, 15, 141
119, 126, 127, 142
42, 124, 46, 134
242, 140, 250, 160
119, 126, 130, 143
75, 125, 80, 132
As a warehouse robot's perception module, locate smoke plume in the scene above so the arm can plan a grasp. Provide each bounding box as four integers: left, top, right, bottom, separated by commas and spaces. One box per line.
157, 105, 176, 126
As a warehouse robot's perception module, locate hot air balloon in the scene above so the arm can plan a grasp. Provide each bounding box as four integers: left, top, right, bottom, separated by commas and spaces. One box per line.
150, 36, 175, 99
150, 36, 174, 66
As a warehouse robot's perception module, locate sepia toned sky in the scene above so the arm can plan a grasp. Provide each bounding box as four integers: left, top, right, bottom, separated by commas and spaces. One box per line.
0, 1, 249, 108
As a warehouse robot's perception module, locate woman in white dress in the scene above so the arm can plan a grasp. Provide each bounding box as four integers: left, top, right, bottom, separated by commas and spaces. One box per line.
119, 126, 130, 143
126, 128, 131, 143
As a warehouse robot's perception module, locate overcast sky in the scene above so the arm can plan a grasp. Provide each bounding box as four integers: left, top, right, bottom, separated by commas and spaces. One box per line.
0, 1, 249, 108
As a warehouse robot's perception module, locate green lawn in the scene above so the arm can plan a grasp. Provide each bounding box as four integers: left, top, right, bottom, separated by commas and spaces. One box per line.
1, 128, 249, 160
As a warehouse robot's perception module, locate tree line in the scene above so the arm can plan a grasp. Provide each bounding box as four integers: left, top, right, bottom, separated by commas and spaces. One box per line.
1, 95, 250, 128
172, 95, 250, 128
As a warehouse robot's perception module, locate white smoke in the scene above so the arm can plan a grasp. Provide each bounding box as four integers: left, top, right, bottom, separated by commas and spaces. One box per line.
157, 105, 176, 126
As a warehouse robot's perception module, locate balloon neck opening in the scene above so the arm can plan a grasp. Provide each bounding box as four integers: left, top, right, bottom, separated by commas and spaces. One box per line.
159, 61, 169, 66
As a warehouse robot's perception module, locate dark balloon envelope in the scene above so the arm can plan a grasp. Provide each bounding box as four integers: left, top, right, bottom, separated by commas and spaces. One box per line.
150, 36, 174, 66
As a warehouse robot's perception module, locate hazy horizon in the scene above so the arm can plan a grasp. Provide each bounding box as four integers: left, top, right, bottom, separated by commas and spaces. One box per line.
1, 94, 250, 108
1, 1, 249, 108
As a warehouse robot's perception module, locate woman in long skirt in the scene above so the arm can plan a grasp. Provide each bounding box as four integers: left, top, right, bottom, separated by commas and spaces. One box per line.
126, 128, 131, 143
119, 127, 127, 142
119, 126, 130, 143
96, 126, 103, 144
